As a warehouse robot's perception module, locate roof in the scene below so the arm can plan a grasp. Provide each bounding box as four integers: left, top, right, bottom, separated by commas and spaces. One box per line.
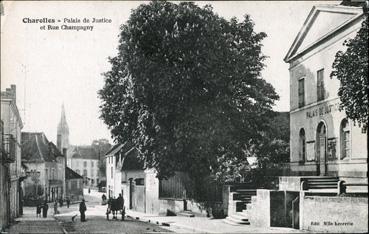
104, 143, 125, 157
121, 147, 144, 171
66, 167, 83, 180
106, 142, 144, 171
71, 145, 99, 160
284, 4, 363, 63
21, 132, 63, 163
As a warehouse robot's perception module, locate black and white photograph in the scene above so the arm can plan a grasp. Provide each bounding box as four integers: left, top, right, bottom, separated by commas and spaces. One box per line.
1, 1, 368, 233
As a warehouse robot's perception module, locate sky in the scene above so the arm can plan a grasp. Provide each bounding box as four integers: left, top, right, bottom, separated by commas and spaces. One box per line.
1, 1, 340, 145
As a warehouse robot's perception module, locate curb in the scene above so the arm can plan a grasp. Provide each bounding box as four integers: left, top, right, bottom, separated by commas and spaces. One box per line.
126, 214, 211, 233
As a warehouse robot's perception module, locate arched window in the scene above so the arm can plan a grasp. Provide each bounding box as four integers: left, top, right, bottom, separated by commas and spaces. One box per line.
299, 129, 306, 162
340, 119, 350, 159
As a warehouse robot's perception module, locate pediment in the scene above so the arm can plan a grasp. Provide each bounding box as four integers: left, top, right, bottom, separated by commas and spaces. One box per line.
284, 5, 363, 62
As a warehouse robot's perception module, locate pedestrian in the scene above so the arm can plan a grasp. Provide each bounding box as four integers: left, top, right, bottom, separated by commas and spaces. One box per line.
36, 203, 42, 217
42, 201, 49, 218
79, 199, 87, 222
117, 193, 123, 210
88, 188, 91, 194
59, 197, 63, 207
54, 200, 58, 215
66, 197, 70, 208
101, 194, 107, 205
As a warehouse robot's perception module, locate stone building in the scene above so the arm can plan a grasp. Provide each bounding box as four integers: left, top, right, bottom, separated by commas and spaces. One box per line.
21, 132, 66, 204
1, 85, 25, 222
65, 167, 83, 202
69, 146, 100, 187
106, 143, 204, 215
0, 120, 11, 230
284, 4, 367, 183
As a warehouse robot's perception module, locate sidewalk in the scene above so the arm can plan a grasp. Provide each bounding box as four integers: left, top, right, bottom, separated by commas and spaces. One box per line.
125, 210, 307, 233
4, 206, 65, 234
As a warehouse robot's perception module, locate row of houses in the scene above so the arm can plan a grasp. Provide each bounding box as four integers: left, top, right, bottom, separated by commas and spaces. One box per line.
105, 3, 368, 233
0, 86, 83, 231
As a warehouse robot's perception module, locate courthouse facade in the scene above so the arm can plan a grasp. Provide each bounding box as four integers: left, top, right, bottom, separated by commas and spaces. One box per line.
284, 5, 367, 182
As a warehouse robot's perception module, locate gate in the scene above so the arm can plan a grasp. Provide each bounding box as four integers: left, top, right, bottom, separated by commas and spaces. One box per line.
291, 196, 299, 229
130, 179, 146, 213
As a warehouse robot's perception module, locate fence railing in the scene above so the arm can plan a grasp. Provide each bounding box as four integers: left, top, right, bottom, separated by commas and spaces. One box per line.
159, 172, 189, 199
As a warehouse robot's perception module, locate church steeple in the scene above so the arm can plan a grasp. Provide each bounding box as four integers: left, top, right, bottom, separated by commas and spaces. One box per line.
57, 104, 69, 151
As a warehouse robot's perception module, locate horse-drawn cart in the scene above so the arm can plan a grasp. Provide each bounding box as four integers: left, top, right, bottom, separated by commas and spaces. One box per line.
106, 197, 125, 221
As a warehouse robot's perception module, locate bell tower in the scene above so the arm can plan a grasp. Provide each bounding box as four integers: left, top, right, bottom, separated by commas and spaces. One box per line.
57, 104, 69, 153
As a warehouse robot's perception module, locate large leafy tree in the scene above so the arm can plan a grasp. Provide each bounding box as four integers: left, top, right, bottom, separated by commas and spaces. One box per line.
331, 10, 368, 128
99, 1, 279, 181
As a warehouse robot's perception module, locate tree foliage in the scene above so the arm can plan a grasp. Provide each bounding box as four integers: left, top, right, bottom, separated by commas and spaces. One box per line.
99, 1, 279, 181
331, 13, 368, 128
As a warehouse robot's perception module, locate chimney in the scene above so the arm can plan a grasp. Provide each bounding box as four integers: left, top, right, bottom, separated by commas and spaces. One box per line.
11, 84, 16, 100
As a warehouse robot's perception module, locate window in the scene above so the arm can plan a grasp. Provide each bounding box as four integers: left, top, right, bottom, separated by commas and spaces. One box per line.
317, 69, 325, 101
68, 181, 72, 190
45, 168, 49, 180
91, 161, 94, 167
298, 78, 305, 107
135, 178, 145, 186
299, 129, 306, 162
84, 161, 87, 167
111, 166, 113, 179
340, 119, 350, 159
52, 168, 55, 180
83, 169, 87, 177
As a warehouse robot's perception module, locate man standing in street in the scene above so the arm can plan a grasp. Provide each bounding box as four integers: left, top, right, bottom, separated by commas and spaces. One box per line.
79, 199, 87, 222
54, 200, 58, 215
42, 201, 49, 218
66, 197, 70, 208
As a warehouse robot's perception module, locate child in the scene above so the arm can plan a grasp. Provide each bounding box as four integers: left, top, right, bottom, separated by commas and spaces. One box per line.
36, 203, 42, 217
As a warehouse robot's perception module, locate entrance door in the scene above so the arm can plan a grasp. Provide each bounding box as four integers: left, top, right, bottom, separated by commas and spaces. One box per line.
317, 123, 327, 176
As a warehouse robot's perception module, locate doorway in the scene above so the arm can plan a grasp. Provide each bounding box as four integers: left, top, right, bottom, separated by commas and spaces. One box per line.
316, 122, 327, 176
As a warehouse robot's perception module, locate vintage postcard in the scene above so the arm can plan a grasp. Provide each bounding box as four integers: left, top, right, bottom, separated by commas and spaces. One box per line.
1, 1, 367, 233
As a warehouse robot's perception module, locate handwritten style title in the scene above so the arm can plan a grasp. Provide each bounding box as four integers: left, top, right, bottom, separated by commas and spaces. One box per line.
22, 17, 112, 31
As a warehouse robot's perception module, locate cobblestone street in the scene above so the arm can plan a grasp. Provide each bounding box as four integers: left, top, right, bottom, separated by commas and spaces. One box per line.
5, 190, 171, 234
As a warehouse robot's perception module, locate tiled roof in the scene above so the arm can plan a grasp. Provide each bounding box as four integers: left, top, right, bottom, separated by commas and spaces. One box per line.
21, 132, 62, 163
104, 143, 124, 156
66, 167, 83, 179
71, 145, 99, 160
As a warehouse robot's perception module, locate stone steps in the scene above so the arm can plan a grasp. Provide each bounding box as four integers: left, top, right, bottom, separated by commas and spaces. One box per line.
224, 212, 250, 225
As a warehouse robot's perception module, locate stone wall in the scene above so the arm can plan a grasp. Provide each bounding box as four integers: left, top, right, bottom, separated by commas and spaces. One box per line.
300, 195, 368, 233
158, 199, 184, 215
145, 169, 159, 214
250, 189, 271, 227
